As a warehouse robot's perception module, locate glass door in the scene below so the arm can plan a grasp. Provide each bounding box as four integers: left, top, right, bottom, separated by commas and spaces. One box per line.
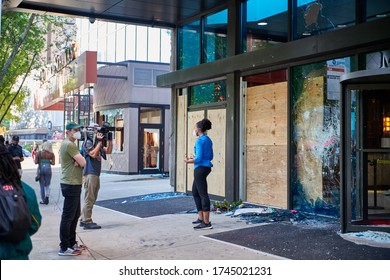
344, 86, 390, 232
140, 127, 161, 173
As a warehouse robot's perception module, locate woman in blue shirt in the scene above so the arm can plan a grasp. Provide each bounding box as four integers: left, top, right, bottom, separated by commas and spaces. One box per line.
184, 118, 213, 230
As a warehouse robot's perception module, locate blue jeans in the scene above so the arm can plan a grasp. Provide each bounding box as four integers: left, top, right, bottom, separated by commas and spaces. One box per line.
38, 163, 52, 202
59, 183, 82, 250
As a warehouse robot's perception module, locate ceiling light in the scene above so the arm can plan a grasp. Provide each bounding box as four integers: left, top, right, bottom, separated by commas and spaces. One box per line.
376, 14, 387, 18
257, 22, 268, 26
302, 31, 311, 36
337, 24, 347, 28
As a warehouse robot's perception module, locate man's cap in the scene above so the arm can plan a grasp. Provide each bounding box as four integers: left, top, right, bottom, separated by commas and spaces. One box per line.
12, 135, 19, 141
65, 121, 82, 130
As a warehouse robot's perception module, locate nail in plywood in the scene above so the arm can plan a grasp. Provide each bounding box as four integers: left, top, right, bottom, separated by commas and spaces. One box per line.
246, 81, 288, 208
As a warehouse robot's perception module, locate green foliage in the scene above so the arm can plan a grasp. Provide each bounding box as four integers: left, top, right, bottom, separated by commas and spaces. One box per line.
0, 11, 76, 124
23, 143, 33, 151
213, 199, 243, 212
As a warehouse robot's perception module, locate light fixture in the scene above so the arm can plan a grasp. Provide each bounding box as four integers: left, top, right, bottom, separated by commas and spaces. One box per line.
337, 24, 347, 28
376, 14, 387, 18
381, 115, 390, 147
257, 22, 268, 26
302, 31, 311, 36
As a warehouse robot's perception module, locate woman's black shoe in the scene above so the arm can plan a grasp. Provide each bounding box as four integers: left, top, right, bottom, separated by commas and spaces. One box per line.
45, 197, 49, 204
39, 201, 45, 205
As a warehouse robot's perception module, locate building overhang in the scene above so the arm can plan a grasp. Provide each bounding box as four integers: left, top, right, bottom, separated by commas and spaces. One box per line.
5, 0, 228, 28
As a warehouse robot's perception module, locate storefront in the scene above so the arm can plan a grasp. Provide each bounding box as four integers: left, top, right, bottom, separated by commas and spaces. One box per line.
94, 61, 170, 175
159, 0, 390, 232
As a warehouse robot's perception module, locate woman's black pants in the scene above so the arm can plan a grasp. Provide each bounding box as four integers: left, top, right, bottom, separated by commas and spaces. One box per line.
192, 166, 211, 212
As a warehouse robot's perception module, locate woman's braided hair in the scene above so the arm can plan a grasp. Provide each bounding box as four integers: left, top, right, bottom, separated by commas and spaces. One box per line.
0, 144, 22, 189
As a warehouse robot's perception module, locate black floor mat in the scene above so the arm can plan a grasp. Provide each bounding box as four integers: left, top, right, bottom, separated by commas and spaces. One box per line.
206, 222, 390, 260
95, 193, 196, 218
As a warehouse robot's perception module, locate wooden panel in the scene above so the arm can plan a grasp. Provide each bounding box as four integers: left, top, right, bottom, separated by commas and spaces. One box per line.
246, 82, 287, 146
246, 145, 287, 207
186, 111, 205, 192
246, 81, 288, 208
206, 109, 226, 197
176, 94, 187, 193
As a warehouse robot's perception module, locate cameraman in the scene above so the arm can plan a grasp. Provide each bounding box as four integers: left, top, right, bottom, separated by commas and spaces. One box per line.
80, 128, 113, 230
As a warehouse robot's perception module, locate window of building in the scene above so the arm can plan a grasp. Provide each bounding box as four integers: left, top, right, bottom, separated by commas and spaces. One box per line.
148, 27, 161, 62
134, 68, 169, 86
291, 57, 352, 217
178, 20, 201, 69
140, 107, 162, 124
161, 29, 172, 63
242, 0, 288, 53
365, 49, 390, 70
136, 26, 148, 61
365, 0, 390, 22
189, 80, 226, 106
203, 9, 228, 63
116, 25, 126, 62
99, 109, 124, 152
293, 0, 355, 40
125, 25, 136, 60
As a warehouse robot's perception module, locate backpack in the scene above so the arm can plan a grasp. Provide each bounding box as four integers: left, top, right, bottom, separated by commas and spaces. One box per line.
0, 181, 31, 242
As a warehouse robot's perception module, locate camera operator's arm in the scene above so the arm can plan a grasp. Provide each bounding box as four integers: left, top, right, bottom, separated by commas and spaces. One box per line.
88, 132, 104, 159
103, 139, 113, 155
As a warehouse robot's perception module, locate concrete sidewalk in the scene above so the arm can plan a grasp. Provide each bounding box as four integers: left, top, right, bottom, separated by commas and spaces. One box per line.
21, 157, 283, 260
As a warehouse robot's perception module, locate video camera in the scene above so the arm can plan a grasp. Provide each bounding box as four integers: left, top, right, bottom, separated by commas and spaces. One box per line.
80, 122, 113, 142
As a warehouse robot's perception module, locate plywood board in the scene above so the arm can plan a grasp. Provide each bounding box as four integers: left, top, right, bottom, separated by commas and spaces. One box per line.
175, 94, 187, 193
206, 109, 226, 197
187, 111, 205, 192
246, 82, 287, 146
246, 81, 288, 208
246, 145, 287, 207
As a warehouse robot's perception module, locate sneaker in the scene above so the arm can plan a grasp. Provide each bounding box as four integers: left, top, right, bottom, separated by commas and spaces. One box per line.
192, 218, 203, 224
193, 221, 213, 230
58, 248, 82, 256
79, 221, 85, 227
72, 242, 87, 251
83, 222, 102, 230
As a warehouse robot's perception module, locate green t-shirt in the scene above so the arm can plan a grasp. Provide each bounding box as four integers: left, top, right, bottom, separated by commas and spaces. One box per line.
60, 138, 83, 185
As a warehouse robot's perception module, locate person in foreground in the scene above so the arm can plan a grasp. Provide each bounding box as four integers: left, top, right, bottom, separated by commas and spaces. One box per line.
80, 124, 113, 230
58, 122, 86, 256
0, 144, 42, 260
184, 118, 214, 230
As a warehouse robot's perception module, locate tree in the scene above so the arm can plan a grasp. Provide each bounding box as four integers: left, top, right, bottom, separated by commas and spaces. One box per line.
0, 10, 76, 124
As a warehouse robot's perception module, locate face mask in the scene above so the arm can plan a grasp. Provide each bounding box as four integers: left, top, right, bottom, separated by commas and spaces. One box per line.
73, 131, 81, 140
193, 130, 197, 137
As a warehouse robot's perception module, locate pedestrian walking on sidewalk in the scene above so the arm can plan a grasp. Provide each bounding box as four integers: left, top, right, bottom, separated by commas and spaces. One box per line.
184, 118, 214, 230
58, 122, 86, 256
79, 125, 113, 230
35, 141, 55, 205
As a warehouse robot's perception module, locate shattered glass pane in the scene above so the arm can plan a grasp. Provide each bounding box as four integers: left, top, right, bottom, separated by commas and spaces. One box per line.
294, 0, 355, 39
291, 57, 352, 217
